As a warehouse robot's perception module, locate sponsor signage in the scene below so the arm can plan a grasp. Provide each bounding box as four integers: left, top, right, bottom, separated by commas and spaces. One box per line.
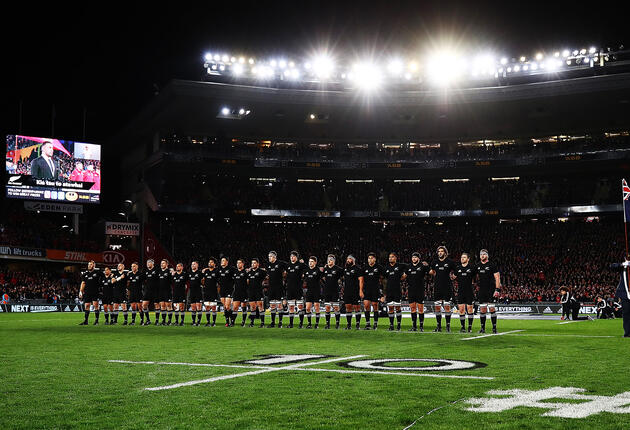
105, 222, 140, 236
24, 201, 83, 214
0, 245, 46, 258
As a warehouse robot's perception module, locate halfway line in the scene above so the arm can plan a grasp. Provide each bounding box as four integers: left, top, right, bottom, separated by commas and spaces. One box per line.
461, 329, 524, 341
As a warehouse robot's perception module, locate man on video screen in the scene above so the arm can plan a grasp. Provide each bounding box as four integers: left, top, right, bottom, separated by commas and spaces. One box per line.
30, 141, 60, 180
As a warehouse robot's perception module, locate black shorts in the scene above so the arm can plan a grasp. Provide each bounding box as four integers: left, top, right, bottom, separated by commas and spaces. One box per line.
142, 286, 156, 302
343, 287, 360, 305
247, 288, 264, 302
457, 287, 474, 305
83, 289, 99, 303
202, 287, 217, 302
218, 284, 232, 298
128, 288, 142, 303
172, 287, 186, 303
267, 284, 284, 301
157, 288, 171, 302
433, 287, 453, 302
112, 287, 125, 303
323, 287, 339, 303
232, 286, 248, 302
407, 287, 425, 304
286, 284, 304, 301
305, 287, 320, 303
385, 287, 401, 303
363, 284, 381, 302
189, 287, 203, 303
477, 288, 495, 304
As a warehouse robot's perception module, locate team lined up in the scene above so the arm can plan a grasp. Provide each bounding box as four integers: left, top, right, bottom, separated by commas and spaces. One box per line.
78, 246, 501, 333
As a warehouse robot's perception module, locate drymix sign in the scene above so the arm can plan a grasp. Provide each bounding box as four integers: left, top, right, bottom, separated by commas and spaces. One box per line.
105, 222, 140, 236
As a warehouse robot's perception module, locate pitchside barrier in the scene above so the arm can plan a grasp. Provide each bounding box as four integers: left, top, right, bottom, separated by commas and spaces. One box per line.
0, 302, 597, 314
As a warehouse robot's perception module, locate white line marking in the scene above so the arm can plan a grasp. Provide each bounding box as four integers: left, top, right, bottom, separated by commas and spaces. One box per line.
506, 333, 616, 338
108, 360, 267, 369
557, 320, 582, 325
294, 368, 494, 380
461, 329, 524, 341
143, 355, 367, 391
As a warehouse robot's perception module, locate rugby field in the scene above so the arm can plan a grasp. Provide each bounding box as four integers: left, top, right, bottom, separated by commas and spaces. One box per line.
1, 313, 629, 429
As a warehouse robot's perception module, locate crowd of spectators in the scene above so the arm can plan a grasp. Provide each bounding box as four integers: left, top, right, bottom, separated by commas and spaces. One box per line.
159, 175, 618, 211
154, 217, 625, 304
160, 133, 630, 163
0, 200, 100, 251
0, 267, 80, 303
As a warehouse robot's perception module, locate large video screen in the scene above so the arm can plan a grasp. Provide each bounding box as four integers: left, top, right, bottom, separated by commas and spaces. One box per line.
5, 135, 101, 204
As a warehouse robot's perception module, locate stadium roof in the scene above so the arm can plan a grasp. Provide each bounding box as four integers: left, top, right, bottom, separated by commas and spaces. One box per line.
117, 73, 630, 144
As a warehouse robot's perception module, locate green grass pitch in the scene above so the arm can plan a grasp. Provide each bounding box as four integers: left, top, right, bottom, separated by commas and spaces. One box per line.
1, 312, 629, 429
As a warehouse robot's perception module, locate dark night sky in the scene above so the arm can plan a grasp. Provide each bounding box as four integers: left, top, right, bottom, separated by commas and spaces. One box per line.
3, 1, 627, 143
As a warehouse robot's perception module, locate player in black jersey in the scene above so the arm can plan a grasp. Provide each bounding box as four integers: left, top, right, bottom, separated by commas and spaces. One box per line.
79, 260, 103, 325
266, 251, 287, 328
452, 253, 477, 333
406, 252, 430, 332
285, 251, 306, 328
125, 262, 143, 325
201, 258, 218, 326
475, 249, 501, 333
218, 257, 236, 326
384, 252, 407, 331
231, 259, 249, 326
343, 255, 364, 329
248, 258, 267, 327
429, 246, 456, 332
303, 256, 323, 329
141, 259, 159, 325
188, 261, 204, 326
172, 263, 188, 326
156, 259, 174, 325
361, 252, 384, 330
111, 263, 127, 325
100, 266, 117, 325
323, 255, 343, 329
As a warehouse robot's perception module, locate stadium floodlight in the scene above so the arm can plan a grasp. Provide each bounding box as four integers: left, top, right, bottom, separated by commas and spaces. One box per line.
530, 62, 538, 70
387, 59, 404, 75
553, 51, 560, 57
230, 57, 236, 63
404, 72, 412, 80
519, 56, 526, 62
427, 51, 464, 86
580, 48, 587, 55
535, 52, 543, 61
270, 59, 277, 68
238, 108, 245, 115
513, 65, 520, 72
285, 68, 300, 80
222, 55, 229, 62
589, 46, 597, 54
221, 107, 230, 115
248, 58, 255, 64
471, 53, 495, 77
204, 53, 213, 61
309, 113, 316, 119
500, 57, 508, 65
350, 62, 383, 91
279, 59, 287, 69
312, 55, 334, 79
288, 61, 295, 68
562, 49, 571, 58
239, 57, 245, 63
214, 54, 221, 61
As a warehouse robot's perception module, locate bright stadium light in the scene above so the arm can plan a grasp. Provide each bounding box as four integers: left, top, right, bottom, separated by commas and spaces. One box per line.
350, 61, 383, 91
387, 59, 404, 75
222, 54, 229, 62
221, 107, 230, 115
427, 51, 465, 86
535, 52, 544, 61
278, 59, 287, 69
500, 57, 508, 65
312, 55, 334, 79
238, 108, 245, 115
471, 53, 495, 77
562, 49, 571, 57
204, 53, 213, 61
214, 54, 221, 61
589, 46, 597, 54
233, 63, 244, 75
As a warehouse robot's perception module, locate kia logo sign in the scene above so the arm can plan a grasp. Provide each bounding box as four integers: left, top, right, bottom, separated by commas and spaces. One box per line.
103, 251, 125, 264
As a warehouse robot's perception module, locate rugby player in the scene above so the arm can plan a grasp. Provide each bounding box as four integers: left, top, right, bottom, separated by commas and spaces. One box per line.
323, 255, 343, 329
384, 252, 407, 331
140, 259, 159, 325
361, 252, 384, 330
343, 255, 364, 329
406, 252, 429, 332
248, 258, 267, 327
201, 258, 219, 326
452, 252, 477, 333
429, 246, 456, 332
78, 260, 103, 325
476, 249, 501, 333
125, 262, 143, 325
285, 251, 306, 328
231, 259, 249, 326
266, 251, 287, 328
172, 263, 188, 326
304, 256, 323, 329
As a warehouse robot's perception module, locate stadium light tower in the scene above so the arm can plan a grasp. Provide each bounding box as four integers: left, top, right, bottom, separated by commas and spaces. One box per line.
349, 61, 383, 91
427, 51, 464, 86
312, 54, 334, 79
